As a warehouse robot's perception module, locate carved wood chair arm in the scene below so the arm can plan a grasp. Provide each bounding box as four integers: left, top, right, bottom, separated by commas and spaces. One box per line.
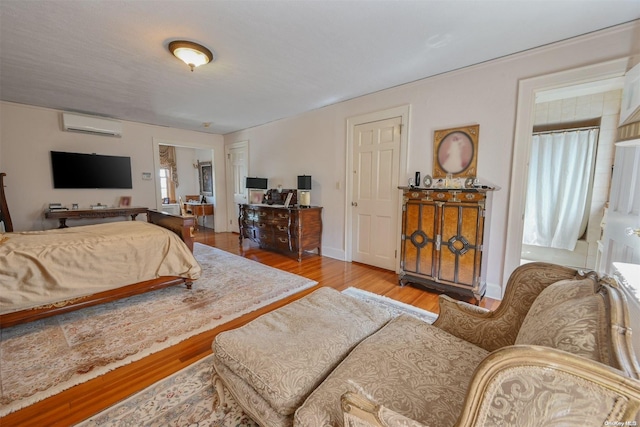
456, 345, 640, 426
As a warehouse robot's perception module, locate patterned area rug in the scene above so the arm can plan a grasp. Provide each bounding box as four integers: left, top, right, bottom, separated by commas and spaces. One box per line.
341, 287, 438, 324
0, 243, 317, 417
78, 288, 436, 426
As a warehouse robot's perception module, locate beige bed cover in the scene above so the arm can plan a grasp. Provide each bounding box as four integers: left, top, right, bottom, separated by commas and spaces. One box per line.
0, 221, 201, 314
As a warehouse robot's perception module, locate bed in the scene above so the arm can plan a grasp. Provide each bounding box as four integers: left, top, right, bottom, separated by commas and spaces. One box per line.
0, 172, 202, 328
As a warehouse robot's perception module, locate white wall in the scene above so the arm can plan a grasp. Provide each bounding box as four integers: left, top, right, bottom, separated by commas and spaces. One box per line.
0, 102, 225, 231
224, 21, 640, 299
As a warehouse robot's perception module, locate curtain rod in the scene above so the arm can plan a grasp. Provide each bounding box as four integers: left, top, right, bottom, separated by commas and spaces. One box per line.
533, 125, 600, 136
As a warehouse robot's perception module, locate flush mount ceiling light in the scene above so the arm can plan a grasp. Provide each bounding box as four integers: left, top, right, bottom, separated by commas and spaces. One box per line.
168, 40, 213, 72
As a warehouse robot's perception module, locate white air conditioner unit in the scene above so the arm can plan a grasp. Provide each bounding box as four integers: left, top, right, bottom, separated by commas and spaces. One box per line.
61, 113, 123, 137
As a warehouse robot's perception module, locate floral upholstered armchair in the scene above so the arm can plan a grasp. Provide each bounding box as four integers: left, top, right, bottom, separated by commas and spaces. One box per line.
342, 346, 640, 426
340, 263, 640, 427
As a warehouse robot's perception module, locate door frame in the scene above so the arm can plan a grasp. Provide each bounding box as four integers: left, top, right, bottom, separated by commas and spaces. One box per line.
152, 137, 220, 229
225, 140, 249, 233
345, 105, 410, 272
503, 58, 628, 288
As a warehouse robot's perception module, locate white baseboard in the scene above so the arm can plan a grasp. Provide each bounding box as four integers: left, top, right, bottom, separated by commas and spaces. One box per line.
485, 281, 503, 301
320, 246, 346, 261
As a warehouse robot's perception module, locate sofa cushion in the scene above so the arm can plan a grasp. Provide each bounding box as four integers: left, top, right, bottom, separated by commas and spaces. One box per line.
515, 277, 610, 364
294, 314, 489, 427
213, 287, 393, 417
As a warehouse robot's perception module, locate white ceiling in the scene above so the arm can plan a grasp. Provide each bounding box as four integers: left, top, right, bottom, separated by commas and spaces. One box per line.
1, 1, 639, 135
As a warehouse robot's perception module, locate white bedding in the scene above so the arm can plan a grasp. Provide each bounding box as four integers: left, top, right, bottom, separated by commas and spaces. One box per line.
0, 221, 201, 314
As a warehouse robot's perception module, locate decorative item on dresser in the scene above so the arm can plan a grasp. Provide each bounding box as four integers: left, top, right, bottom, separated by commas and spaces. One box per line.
398, 184, 497, 300
239, 204, 322, 261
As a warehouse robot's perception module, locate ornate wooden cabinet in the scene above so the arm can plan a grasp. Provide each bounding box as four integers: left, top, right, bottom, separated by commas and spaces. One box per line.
239, 204, 322, 261
399, 187, 495, 299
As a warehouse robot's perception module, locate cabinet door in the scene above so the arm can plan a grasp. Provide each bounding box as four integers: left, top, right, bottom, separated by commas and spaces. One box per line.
401, 201, 438, 277
437, 203, 484, 288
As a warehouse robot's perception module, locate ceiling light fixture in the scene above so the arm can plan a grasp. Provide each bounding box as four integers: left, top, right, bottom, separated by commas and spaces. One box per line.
168, 40, 213, 72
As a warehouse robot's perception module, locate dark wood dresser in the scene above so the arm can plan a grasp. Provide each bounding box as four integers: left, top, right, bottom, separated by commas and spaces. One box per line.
398, 186, 495, 300
239, 204, 322, 261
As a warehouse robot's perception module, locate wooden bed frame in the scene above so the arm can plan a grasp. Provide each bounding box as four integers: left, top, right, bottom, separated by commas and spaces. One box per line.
0, 172, 198, 328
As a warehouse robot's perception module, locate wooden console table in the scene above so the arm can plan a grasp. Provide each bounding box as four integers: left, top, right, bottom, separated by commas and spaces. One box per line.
183, 202, 214, 229
45, 206, 148, 228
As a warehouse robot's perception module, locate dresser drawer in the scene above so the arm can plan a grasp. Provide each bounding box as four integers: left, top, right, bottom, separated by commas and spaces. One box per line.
404, 189, 486, 203
274, 235, 296, 253
254, 209, 270, 220
255, 228, 273, 245
254, 220, 270, 232
274, 223, 290, 234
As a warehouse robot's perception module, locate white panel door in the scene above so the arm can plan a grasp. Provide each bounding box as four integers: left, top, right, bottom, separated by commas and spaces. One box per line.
226, 141, 248, 232
601, 145, 640, 271
351, 117, 401, 270
600, 144, 640, 357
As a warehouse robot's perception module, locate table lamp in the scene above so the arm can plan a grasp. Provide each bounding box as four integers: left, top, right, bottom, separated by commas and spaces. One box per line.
298, 175, 312, 207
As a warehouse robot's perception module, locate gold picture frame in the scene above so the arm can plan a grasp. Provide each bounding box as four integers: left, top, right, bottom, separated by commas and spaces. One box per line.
198, 161, 213, 196
433, 124, 479, 178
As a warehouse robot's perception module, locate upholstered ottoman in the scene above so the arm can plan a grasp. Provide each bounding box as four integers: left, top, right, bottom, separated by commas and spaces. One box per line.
212, 287, 393, 427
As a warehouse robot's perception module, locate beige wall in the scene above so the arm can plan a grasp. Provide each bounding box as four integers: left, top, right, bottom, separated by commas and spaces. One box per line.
0, 102, 225, 231
224, 21, 640, 298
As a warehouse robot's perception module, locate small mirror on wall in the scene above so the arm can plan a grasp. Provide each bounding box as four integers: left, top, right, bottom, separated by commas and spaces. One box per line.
198, 161, 213, 196
433, 124, 479, 178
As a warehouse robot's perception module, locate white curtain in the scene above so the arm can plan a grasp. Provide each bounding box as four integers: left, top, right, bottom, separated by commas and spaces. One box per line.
523, 129, 598, 251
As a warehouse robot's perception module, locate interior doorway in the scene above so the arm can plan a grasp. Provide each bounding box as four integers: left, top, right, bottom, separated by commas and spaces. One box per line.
152, 138, 217, 230
225, 141, 249, 233
503, 58, 628, 287
520, 81, 623, 269
346, 105, 409, 271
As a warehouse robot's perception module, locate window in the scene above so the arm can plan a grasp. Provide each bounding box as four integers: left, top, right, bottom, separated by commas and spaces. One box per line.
159, 168, 175, 202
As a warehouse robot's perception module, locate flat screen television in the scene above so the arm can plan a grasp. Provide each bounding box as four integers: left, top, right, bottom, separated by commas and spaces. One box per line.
51, 151, 133, 189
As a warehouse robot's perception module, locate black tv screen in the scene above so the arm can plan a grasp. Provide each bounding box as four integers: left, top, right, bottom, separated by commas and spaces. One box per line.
51, 151, 133, 189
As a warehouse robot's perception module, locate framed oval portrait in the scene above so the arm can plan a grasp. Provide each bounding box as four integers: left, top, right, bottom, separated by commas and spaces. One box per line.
433, 125, 479, 178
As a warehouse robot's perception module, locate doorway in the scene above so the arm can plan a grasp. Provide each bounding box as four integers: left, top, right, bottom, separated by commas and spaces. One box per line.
152, 138, 217, 230
504, 58, 628, 285
520, 82, 623, 269
346, 106, 409, 271
225, 141, 249, 233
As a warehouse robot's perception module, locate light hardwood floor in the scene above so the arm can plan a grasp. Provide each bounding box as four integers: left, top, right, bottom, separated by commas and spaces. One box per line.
3, 230, 500, 426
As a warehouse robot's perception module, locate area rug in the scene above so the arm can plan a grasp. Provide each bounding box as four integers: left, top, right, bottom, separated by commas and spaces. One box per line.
77, 354, 254, 427
342, 287, 438, 323
0, 243, 317, 417
77, 288, 436, 426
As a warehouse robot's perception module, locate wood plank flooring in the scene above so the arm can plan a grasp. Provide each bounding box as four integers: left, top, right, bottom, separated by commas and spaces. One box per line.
2, 230, 500, 426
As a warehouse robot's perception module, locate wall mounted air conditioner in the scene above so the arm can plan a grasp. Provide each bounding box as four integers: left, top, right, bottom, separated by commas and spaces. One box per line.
61, 113, 123, 137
